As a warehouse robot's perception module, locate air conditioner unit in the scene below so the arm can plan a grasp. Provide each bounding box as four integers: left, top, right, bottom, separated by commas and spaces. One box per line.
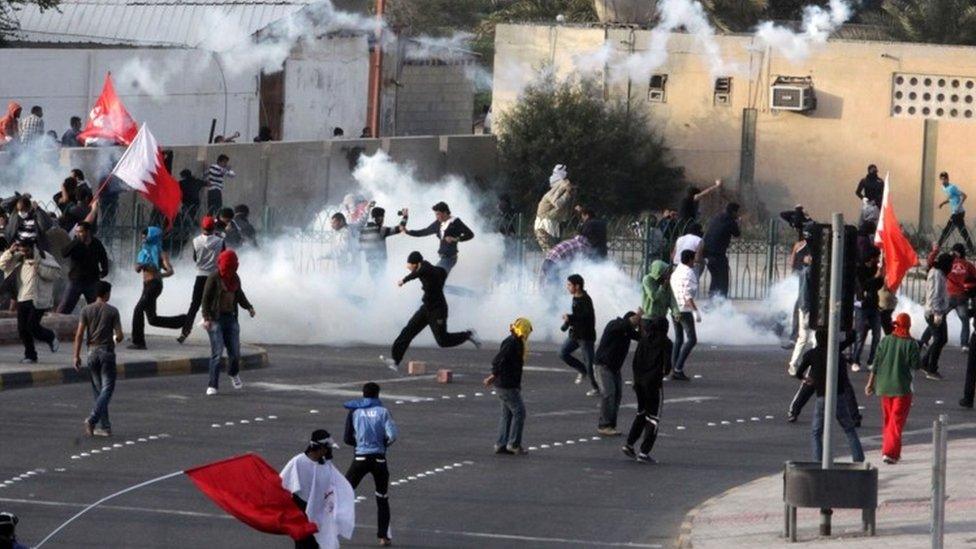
771, 76, 817, 112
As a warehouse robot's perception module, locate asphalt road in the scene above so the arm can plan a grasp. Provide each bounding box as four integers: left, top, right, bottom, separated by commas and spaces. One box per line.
0, 342, 972, 548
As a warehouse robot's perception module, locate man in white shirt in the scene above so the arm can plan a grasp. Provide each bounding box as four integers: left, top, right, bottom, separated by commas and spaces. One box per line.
672, 223, 704, 275
669, 249, 701, 381
178, 216, 225, 343
280, 429, 355, 549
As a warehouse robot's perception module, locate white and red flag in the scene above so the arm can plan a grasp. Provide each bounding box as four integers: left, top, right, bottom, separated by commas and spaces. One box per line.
78, 73, 139, 146
874, 173, 919, 291
107, 123, 182, 226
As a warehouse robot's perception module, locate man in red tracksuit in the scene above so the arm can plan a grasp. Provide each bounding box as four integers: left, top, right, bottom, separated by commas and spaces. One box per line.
924, 243, 976, 349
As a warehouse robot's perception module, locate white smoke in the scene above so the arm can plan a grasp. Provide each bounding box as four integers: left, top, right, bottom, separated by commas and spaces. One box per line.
754, 0, 852, 62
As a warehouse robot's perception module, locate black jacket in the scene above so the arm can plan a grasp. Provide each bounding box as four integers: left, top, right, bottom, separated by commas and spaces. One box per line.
580, 218, 608, 258
802, 344, 851, 397
491, 335, 524, 389
406, 217, 474, 258
402, 260, 447, 309
62, 237, 109, 283
703, 212, 741, 257
856, 174, 884, 207
594, 317, 639, 371
565, 292, 596, 341
631, 322, 673, 384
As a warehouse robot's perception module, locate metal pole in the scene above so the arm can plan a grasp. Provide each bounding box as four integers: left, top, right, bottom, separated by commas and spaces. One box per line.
765, 219, 776, 297
367, 0, 386, 138
820, 212, 845, 536
932, 414, 948, 549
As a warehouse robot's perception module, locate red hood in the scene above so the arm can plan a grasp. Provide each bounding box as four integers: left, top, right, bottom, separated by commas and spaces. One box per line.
5, 102, 21, 118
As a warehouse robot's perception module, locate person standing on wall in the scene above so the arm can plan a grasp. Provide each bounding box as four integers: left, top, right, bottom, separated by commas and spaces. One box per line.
669, 249, 701, 381
73, 281, 124, 438
343, 382, 398, 546
535, 165, 576, 253
402, 202, 474, 275
866, 313, 921, 464
936, 171, 975, 253
202, 250, 255, 395
677, 179, 722, 223
702, 202, 741, 299
559, 274, 599, 395
206, 154, 235, 216
855, 164, 884, 224
178, 216, 224, 344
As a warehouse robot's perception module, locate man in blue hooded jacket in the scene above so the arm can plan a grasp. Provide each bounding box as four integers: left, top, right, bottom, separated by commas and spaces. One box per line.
344, 382, 398, 546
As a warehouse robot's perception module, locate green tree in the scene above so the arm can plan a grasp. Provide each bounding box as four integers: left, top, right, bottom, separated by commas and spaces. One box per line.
870, 0, 976, 45
496, 76, 682, 215
1, 0, 58, 42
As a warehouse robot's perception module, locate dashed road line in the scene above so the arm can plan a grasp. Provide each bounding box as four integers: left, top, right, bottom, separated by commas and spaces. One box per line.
211, 415, 278, 428
69, 433, 170, 460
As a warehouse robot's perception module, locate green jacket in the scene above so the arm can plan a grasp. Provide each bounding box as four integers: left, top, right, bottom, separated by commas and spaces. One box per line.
641, 260, 678, 320
870, 335, 921, 396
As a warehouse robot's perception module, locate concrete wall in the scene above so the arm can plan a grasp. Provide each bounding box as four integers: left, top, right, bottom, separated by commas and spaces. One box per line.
52, 134, 498, 227
491, 24, 976, 228
394, 62, 476, 136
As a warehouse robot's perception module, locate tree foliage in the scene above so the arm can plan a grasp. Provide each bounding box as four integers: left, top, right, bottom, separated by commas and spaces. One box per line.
496, 76, 682, 215
0, 0, 58, 41
869, 0, 976, 45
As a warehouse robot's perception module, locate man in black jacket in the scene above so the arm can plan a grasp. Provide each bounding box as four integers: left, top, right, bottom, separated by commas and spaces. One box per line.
702, 202, 741, 298
484, 317, 532, 455
560, 274, 599, 395
623, 317, 673, 464
595, 311, 640, 435
403, 202, 474, 275
57, 222, 109, 313
855, 164, 884, 210
381, 251, 480, 371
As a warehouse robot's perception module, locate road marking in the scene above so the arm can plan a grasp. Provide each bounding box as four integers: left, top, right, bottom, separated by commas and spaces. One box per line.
252, 381, 428, 401
535, 396, 718, 417
0, 496, 233, 520
407, 527, 663, 547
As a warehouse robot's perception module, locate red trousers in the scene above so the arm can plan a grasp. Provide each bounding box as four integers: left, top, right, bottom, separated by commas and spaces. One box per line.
881, 394, 913, 460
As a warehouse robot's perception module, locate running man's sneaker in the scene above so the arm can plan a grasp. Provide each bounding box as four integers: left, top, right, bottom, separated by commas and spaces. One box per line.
380, 356, 399, 372
598, 427, 621, 436
635, 453, 656, 464
882, 455, 897, 464
670, 371, 690, 381
963, 346, 970, 352
231, 375, 243, 389
924, 370, 944, 381
506, 445, 528, 455
468, 329, 483, 349
621, 445, 636, 458
379, 537, 393, 547
93, 427, 112, 437
19, 358, 36, 364
49, 337, 60, 353
206, 387, 218, 396
787, 363, 798, 377
494, 445, 513, 455
586, 389, 600, 397
786, 414, 798, 423
574, 373, 584, 385
850, 363, 861, 372
83, 419, 94, 437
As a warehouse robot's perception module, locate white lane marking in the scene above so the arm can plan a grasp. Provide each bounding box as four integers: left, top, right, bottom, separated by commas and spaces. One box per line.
408, 527, 663, 547
239, 420, 249, 424
0, 496, 234, 520
750, 417, 760, 421
309, 409, 320, 414
676, 426, 686, 430
224, 422, 234, 426
474, 392, 484, 396
267, 415, 277, 419
707, 422, 716, 427
765, 415, 774, 419
251, 381, 426, 401
534, 396, 719, 417
211, 424, 220, 428
254, 417, 264, 422
528, 446, 538, 451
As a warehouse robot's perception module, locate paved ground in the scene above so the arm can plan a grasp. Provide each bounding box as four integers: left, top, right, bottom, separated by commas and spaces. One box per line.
0, 342, 973, 548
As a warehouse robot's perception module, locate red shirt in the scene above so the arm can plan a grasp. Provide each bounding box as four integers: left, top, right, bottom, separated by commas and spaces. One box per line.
928, 249, 976, 297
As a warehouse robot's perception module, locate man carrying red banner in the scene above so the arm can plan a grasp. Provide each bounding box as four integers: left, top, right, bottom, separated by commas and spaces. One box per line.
280, 429, 356, 549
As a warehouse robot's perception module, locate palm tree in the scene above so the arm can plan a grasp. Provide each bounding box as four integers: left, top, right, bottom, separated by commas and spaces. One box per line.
701, 0, 769, 32
870, 0, 976, 45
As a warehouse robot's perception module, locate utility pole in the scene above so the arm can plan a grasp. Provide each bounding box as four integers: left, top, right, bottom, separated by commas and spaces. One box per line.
368, 0, 386, 138
820, 212, 844, 535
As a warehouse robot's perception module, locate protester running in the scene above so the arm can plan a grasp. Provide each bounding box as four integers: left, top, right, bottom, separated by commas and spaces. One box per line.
280, 429, 355, 549
381, 251, 480, 371
73, 281, 123, 437
865, 313, 921, 464
202, 250, 255, 395
403, 202, 474, 275
594, 311, 641, 436
359, 207, 405, 280
670, 249, 701, 380
129, 226, 187, 350
560, 274, 599, 394
177, 216, 225, 343
0, 237, 61, 363
485, 317, 532, 455
936, 171, 975, 252
921, 253, 952, 380
343, 382, 399, 546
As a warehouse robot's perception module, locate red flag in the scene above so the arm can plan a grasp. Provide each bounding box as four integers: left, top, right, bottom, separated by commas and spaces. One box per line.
110, 123, 182, 226
185, 454, 318, 541
874, 174, 919, 291
78, 73, 138, 146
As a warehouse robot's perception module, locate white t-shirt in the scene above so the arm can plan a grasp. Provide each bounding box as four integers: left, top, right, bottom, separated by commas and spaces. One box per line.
672, 234, 702, 265
280, 453, 355, 549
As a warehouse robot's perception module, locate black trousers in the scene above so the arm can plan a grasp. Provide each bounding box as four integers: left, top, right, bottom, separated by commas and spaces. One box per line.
964, 332, 976, 405
921, 314, 948, 374
17, 300, 54, 360
880, 309, 894, 335
705, 254, 730, 298
206, 188, 223, 216
626, 377, 662, 455
132, 279, 188, 346
938, 211, 975, 252
182, 275, 208, 335
294, 535, 318, 549
391, 304, 469, 364
346, 454, 391, 539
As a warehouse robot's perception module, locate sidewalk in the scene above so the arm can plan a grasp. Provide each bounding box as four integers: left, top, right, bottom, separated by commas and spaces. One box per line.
0, 336, 268, 390
679, 436, 976, 547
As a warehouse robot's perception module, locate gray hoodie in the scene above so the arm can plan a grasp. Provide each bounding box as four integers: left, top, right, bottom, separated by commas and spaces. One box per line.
925, 268, 949, 316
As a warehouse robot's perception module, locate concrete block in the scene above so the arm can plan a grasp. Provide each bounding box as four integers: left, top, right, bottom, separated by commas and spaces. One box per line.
407, 361, 427, 375
437, 369, 453, 384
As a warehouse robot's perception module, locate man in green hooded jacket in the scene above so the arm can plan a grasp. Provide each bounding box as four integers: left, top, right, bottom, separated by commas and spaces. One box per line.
641, 260, 678, 325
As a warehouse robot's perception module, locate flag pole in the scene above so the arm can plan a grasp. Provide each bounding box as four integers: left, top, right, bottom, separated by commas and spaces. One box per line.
32, 470, 184, 548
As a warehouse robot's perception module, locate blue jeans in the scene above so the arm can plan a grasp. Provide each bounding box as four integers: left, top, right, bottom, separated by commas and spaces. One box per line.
496, 388, 525, 449
672, 312, 697, 374
208, 314, 241, 389
595, 364, 622, 428
87, 348, 117, 429
436, 255, 458, 274
812, 390, 865, 463
852, 306, 881, 366
560, 337, 597, 390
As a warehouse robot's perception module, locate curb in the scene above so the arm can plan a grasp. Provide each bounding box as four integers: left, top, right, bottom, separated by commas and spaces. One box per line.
0, 345, 269, 391
674, 474, 779, 548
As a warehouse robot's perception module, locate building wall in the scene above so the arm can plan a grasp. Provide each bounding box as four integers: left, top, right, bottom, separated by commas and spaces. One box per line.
394, 62, 476, 137
283, 36, 370, 141
492, 24, 976, 228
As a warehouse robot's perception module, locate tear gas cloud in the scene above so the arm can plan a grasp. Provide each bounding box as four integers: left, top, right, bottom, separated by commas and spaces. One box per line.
754, 0, 852, 62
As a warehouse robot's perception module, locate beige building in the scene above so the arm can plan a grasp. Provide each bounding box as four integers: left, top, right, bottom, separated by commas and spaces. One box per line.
491, 23, 976, 229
